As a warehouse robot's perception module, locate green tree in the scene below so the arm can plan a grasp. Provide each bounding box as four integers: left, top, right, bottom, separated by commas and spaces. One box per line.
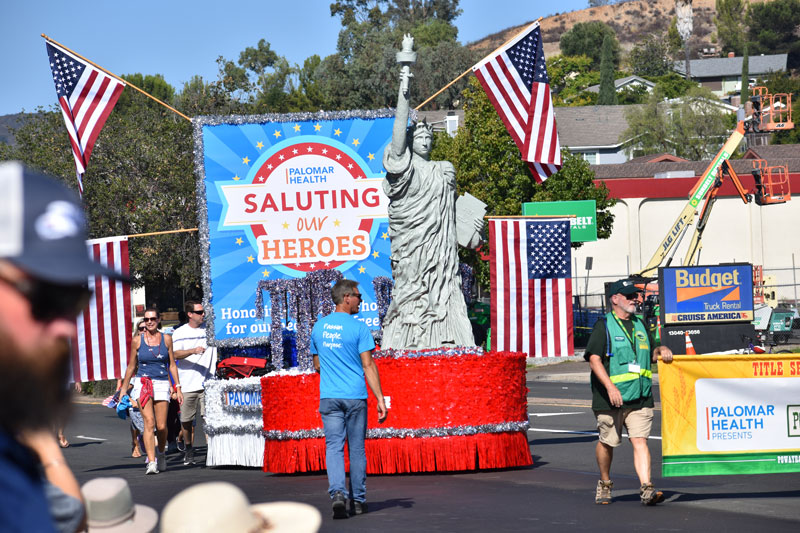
320, 0, 475, 110
715, 0, 747, 55
628, 33, 676, 77
652, 72, 697, 99
432, 78, 616, 288
559, 21, 620, 69
547, 55, 600, 106
617, 84, 650, 105
622, 86, 734, 160
741, 41, 750, 103
747, 0, 800, 69
597, 34, 618, 105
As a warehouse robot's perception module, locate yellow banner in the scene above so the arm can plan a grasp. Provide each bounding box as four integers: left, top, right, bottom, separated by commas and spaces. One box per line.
659, 354, 800, 476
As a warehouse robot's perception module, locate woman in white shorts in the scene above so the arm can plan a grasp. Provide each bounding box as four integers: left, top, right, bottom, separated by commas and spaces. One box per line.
120, 307, 183, 475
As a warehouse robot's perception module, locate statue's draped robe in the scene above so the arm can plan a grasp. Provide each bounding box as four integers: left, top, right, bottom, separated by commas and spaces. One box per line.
381, 145, 474, 349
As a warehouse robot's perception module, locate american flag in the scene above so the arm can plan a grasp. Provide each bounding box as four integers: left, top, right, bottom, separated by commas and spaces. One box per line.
71, 236, 133, 383
489, 218, 573, 357
473, 22, 561, 182
45, 41, 125, 195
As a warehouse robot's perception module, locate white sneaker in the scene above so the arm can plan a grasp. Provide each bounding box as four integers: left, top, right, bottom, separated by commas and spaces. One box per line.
157, 451, 167, 472
145, 461, 159, 475
183, 448, 195, 466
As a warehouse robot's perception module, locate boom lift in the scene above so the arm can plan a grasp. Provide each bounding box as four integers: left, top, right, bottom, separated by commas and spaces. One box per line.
637, 87, 794, 278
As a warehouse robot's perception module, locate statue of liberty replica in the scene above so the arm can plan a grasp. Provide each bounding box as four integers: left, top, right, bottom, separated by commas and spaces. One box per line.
381, 35, 477, 350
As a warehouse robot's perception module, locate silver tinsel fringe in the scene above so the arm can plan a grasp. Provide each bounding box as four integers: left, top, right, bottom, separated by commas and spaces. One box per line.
264, 421, 530, 441
373, 346, 486, 359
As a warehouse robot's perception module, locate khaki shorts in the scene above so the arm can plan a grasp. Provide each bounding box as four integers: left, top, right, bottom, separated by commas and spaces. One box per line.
180, 390, 205, 423
595, 407, 654, 447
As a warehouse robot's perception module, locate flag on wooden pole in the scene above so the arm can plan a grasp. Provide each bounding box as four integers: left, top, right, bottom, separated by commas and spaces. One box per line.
473, 22, 561, 182
72, 236, 132, 382
489, 218, 573, 357
45, 41, 125, 195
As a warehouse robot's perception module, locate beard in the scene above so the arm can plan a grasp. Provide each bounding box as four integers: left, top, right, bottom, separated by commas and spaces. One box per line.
0, 329, 72, 434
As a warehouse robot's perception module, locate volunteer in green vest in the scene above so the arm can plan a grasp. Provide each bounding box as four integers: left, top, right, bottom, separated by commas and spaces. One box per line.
584, 279, 673, 506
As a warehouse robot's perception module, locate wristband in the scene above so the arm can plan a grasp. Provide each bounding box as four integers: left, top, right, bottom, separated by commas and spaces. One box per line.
175, 384, 182, 388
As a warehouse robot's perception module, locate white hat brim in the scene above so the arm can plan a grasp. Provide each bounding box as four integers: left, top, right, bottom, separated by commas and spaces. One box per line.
250, 502, 322, 533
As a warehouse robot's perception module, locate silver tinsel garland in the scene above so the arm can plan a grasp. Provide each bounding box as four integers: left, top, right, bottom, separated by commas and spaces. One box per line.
254, 270, 343, 371
371, 276, 393, 327
203, 376, 264, 437
373, 346, 486, 359
264, 421, 530, 441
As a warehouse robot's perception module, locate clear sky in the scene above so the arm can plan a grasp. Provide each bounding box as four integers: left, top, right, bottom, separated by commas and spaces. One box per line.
0, 0, 588, 117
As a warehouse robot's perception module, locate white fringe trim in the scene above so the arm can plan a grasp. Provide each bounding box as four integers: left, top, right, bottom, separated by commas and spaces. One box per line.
206, 433, 265, 467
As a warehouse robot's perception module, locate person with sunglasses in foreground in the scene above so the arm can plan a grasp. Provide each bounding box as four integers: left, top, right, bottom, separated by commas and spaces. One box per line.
171, 300, 217, 467
0, 162, 129, 532
119, 307, 183, 475
584, 279, 673, 506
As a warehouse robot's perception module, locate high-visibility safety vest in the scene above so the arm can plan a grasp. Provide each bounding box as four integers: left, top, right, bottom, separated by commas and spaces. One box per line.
604, 312, 652, 403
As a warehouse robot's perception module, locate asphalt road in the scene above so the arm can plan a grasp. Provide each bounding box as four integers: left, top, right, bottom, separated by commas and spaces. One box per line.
59, 365, 800, 532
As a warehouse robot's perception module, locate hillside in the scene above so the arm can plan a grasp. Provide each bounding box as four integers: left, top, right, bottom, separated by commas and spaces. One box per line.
470, 0, 770, 59
0, 113, 26, 147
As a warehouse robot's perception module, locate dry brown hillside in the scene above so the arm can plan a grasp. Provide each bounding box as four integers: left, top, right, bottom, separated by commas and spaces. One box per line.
470, 0, 771, 59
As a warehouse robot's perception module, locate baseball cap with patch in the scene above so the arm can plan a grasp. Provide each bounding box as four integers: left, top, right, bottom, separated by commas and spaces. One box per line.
609, 279, 641, 296
0, 161, 128, 284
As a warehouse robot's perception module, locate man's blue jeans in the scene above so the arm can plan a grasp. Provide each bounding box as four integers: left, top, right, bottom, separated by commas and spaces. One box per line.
319, 398, 368, 502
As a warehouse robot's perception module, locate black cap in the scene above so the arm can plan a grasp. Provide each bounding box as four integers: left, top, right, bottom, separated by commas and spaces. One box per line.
0, 162, 128, 284
609, 279, 641, 296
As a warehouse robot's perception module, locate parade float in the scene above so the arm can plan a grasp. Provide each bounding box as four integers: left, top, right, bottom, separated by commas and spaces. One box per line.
198, 36, 534, 473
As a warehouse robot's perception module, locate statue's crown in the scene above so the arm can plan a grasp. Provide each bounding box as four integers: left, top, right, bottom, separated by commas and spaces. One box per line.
411, 118, 433, 137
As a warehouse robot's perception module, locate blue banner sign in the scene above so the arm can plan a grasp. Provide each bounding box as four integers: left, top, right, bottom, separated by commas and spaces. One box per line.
195, 112, 394, 345
660, 264, 754, 325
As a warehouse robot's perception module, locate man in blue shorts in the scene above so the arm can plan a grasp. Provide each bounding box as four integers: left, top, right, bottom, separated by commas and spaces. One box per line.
311, 279, 388, 519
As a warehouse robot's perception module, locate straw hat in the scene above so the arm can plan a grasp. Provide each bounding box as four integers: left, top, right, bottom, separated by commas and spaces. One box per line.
160, 482, 321, 533
81, 477, 158, 533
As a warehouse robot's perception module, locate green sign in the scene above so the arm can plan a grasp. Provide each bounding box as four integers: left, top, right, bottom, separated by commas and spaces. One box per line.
521, 200, 597, 242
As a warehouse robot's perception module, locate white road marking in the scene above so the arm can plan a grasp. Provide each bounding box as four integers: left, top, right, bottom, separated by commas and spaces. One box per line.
529, 412, 583, 417
527, 428, 662, 440
75, 435, 107, 441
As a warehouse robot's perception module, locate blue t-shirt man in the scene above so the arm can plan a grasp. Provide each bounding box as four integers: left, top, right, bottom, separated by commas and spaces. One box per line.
311, 312, 375, 400
310, 280, 387, 519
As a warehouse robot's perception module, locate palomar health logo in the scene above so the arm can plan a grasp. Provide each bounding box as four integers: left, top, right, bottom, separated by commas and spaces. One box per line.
219, 140, 388, 273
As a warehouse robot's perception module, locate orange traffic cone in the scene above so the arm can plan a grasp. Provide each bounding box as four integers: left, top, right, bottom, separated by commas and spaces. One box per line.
684, 331, 697, 355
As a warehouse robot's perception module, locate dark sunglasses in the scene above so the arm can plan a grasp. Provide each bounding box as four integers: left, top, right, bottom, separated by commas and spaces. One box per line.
0, 274, 92, 322
143, 317, 158, 322
622, 293, 640, 300
348, 293, 362, 301
138, 326, 146, 332
190, 309, 205, 315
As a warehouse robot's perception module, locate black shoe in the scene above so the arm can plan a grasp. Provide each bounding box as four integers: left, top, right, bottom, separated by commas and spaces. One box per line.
332, 492, 348, 519
352, 501, 368, 515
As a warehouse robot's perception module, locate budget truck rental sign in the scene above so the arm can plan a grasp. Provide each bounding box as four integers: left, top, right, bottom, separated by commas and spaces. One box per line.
660, 354, 800, 476
660, 264, 754, 325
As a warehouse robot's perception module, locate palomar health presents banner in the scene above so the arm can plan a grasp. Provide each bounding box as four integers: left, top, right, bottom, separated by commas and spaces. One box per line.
194, 112, 394, 345
660, 354, 800, 476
